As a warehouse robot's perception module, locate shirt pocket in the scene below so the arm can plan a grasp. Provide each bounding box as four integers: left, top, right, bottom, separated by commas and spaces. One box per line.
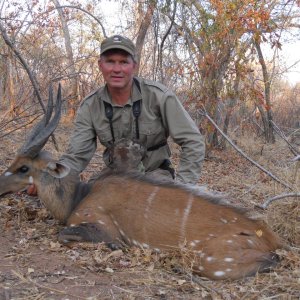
139, 120, 162, 135
139, 119, 165, 148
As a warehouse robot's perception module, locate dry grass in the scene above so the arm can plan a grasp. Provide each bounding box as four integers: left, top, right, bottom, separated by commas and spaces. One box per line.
0, 122, 299, 299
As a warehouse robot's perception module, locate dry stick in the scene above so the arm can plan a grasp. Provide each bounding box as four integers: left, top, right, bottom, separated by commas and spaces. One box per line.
199, 109, 294, 191
259, 193, 300, 209
0, 115, 40, 139
0, 104, 40, 130
271, 120, 299, 156
0, 22, 59, 151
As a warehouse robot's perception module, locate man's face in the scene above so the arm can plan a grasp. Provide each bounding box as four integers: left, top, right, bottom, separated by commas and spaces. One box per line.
98, 50, 136, 90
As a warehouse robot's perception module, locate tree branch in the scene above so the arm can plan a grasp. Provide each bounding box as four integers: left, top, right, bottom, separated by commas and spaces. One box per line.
271, 120, 299, 156
0, 21, 45, 112
258, 193, 300, 209
50, 5, 107, 38
0, 25, 59, 150
0, 115, 41, 139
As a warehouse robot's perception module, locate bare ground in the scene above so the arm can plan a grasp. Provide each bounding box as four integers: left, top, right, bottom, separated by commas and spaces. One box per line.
0, 124, 299, 299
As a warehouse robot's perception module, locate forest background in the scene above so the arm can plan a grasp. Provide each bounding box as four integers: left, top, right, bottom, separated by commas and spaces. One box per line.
0, 0, 299, 146
0, 0, 299, 299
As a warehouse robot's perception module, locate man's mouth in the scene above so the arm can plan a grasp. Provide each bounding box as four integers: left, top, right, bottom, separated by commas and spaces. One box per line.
111, 76, 123, 80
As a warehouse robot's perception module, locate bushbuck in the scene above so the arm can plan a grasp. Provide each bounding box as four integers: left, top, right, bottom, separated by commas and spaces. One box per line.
0, 85, 283, 280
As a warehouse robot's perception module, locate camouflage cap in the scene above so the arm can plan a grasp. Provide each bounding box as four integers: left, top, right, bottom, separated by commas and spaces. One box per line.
100, 35, 136, 57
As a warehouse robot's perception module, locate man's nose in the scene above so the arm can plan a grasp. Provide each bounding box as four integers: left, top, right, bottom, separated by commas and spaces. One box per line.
112, 63, 122, 72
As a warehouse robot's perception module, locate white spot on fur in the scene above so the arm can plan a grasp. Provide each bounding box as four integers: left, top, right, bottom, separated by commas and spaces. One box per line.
206, 256, 214, 262
132, 240, 138, 246
153, 248, 160, 253
81, 221, 87, 224
220, 218, 228, 224
75, 212, 80, 216
180, 194, 194, 242
70, 224, 76, 227
144, 186, 159, 219
4, 172, 13, 176
142, 243, 149, 249
143, 187, 160, 243
196, 251, 205, 258
119, 229, 125, 236
189, 241, 196, 247
226, 268, 232, 272
194, 240, 201, 244
29, 176, 34, 184
209, 234, 215, 237
248, 239, 254, 245
198, 266, 204, 271
224, 257, 234, 262
227, 240, 233, 243
97, 220, 105, 225
98, 206, 104, 211
214, 271, 225, 277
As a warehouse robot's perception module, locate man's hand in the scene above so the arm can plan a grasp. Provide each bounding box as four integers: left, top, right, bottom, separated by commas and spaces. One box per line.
27, 184, 38, 196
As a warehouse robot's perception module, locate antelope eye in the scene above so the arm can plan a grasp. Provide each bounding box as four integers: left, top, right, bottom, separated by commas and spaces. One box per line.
19, 166, 29, 173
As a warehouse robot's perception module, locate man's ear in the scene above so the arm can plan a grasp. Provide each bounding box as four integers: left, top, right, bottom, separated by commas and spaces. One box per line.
98, 59, 102, 71
46, 161, 71, 178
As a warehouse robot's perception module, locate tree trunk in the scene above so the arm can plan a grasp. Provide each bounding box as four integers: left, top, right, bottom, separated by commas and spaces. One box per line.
254, 38, 275, 143
53, 0, 79, 120
135, 0, 156, 75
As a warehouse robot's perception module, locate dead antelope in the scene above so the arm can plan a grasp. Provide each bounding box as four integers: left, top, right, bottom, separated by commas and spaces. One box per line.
0, 85, 283, 280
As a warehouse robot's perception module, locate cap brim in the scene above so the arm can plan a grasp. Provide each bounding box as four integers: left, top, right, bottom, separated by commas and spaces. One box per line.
101, 45, 134, 56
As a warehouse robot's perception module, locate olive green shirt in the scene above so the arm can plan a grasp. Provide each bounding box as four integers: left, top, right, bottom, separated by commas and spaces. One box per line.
60, 77, 205, 184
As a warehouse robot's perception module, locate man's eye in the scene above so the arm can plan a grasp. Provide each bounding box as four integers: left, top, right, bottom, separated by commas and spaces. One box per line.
19, 166, 29, 173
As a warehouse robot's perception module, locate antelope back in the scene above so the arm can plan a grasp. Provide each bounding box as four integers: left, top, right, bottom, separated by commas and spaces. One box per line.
67, 173, 282, 280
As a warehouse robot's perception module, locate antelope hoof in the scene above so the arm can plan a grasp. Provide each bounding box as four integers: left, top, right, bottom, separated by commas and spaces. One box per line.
107, 242, 123, 251
58, 223, 108, 244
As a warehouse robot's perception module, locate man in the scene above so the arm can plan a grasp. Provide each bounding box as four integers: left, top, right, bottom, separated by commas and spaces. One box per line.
58, 35, 205, 184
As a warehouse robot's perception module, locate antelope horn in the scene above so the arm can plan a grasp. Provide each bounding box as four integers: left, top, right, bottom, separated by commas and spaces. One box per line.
19, 84, 62, 158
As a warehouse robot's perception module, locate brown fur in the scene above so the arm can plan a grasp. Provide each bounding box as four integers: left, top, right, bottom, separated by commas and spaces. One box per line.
66, 172, 283, 280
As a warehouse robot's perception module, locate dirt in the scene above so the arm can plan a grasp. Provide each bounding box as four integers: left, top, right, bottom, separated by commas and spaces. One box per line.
0, 125, 299, 299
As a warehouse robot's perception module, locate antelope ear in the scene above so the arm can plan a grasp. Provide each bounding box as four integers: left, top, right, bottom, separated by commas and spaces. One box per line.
46, 161, 70, 178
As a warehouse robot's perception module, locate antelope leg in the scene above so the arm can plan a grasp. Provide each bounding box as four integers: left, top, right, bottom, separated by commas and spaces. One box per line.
58, 223, 123, 249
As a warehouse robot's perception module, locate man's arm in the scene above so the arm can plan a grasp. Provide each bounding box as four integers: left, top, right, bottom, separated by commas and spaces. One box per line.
60, 102, 97, 173
161, 91, 205, 184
